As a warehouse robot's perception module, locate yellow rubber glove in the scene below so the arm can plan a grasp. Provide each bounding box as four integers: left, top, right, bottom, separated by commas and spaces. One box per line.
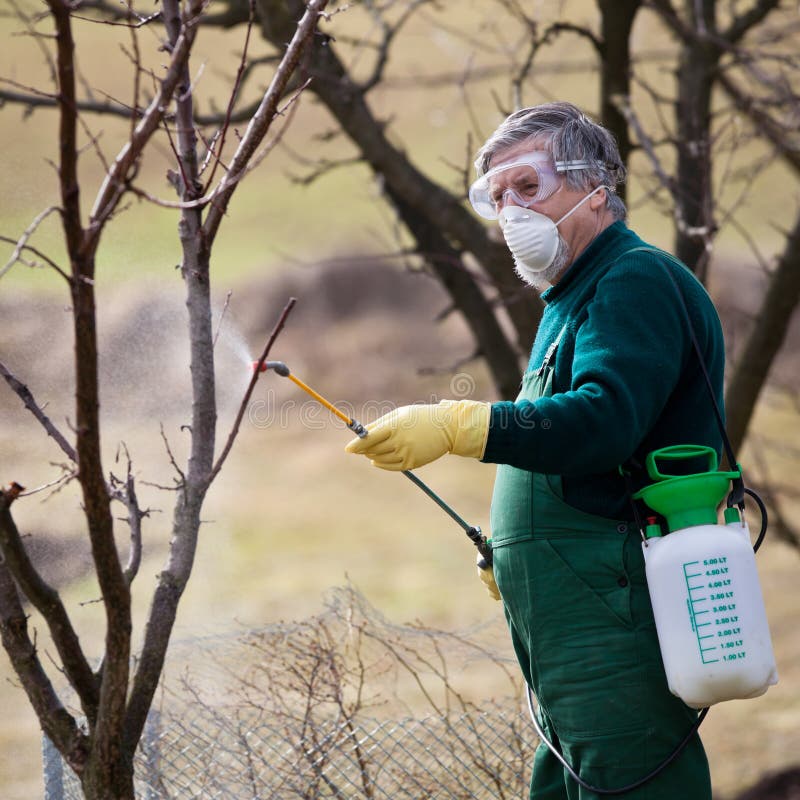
344, 399, 491, 471
477, 553, 500, 601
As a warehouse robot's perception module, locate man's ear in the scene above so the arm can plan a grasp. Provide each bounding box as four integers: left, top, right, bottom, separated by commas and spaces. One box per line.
589, 187, 607, 210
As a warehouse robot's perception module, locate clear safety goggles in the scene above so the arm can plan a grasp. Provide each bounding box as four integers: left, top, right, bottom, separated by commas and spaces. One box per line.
468, 151, 594, 220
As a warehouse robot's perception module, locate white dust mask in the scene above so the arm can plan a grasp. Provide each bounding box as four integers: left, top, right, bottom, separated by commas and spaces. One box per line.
498, 185, 608, 273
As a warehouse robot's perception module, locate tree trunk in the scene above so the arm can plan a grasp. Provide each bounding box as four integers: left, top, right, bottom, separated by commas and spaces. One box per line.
123, 0, 215, 753
80, 755, 135, 800
256, 0, 533, 398
385, 186, 524, 399
724, 212, 800, 453
597, 0, 642, 206
673, 0, 719, 280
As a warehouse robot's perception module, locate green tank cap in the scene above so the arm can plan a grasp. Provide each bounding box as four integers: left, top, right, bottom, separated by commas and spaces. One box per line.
632, 445, 741, 533
645, 516, 663, 539
723, 506, 741, 525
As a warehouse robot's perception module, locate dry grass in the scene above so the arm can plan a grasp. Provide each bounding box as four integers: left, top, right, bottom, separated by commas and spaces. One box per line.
1, 263, 798, 798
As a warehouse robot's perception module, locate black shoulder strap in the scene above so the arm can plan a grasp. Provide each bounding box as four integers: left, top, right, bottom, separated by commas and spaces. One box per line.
626, 247, 744, 509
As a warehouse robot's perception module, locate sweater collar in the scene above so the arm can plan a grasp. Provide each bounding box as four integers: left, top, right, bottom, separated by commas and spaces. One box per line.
541, 220, 639, 304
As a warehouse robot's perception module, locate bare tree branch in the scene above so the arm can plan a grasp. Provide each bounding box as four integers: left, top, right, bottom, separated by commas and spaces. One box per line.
19, 469, 76, 499
124, 0, 143, 146
359, 0, 429, 92
85, 0, 205, 251
722, 0, 782, 45
8, 0, 57, 83
158, 423, 186, 486
111, 445, 145, 586
210, 296, 297, 484
0, 360, 77, 462
69, 9, 162, 29
286, 153, 365, 185
0, 491, 100, 723
725, 210, 800, 453
715, 68, 800, 178
47, 0, 83, 263
63, 0, 158, 24
202, 0, 257, 193
122, 472, 143, 585
45, 2, 134, 787
596, 0, 642, 203
0, 547, 89, 775
203, 0, 330, 244
0, 86, 145, 119
746, 438, 800, 550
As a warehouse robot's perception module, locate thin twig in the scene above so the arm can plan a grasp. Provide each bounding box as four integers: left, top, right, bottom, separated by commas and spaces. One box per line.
202, 0, 256, 193
159, 423, 185, 485
126, 0, 141, 144
111, 443, 145, 586
0, 85, 142, 119
85, 0, 205, 247
161, 112, 194, 201
359, 0, 427, 92
0, 236, 70, 281
0, 360, 77, 462
19, 470, 77, 498
197, 128, 225, 178
209, 297, 297, 484
616, 96, 677, 197
8, 0, 57, 84
0, 206, 60, 279
212, 290, 233, 349
202, 0, 331, 245
122, 470, 143, 585
128, 79, 308, 210
69, 9, 162, 28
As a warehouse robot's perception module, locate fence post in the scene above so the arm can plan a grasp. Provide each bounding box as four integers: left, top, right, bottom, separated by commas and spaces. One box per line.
142, 709, 161, 800
42, 735, 64, 800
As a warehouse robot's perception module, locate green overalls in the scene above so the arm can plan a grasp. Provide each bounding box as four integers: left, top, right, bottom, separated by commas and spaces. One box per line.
490, 327, 711, 800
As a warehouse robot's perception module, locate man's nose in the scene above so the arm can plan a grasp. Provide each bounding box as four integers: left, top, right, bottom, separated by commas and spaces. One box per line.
497, 188, 523, 211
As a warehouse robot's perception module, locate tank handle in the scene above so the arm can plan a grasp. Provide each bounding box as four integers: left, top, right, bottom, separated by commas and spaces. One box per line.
646, 444, 719, 481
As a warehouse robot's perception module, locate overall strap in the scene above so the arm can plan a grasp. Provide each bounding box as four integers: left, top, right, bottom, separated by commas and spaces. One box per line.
535, 322, 568, 376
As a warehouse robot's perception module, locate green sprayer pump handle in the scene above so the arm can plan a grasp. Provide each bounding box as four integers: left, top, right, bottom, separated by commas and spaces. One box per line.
646, 444, 739, 482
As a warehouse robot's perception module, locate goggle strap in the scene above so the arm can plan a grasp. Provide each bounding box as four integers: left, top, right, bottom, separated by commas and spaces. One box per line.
554, 160, 594, 172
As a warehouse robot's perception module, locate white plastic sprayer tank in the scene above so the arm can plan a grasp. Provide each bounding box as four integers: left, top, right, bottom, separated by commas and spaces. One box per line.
634, 445, 778, 709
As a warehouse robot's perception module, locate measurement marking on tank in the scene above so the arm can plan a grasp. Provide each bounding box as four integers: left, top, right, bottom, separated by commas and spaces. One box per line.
683, 560, 720, 664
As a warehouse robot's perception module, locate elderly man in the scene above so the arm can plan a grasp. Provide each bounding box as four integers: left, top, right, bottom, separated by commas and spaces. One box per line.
346, 102, 722, 799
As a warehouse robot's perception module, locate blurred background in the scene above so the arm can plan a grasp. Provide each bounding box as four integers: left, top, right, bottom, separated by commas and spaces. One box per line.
1, 0, 798, 797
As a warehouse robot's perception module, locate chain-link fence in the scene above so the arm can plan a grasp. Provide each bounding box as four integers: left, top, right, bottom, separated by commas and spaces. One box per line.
44, 587, 537, 799
45, 708, 535, 799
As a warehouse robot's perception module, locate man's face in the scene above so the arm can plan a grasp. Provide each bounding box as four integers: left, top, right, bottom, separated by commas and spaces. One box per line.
484, 141, 609, 287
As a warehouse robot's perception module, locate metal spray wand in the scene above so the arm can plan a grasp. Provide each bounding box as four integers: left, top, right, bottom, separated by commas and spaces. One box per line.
254, 360, 492, 565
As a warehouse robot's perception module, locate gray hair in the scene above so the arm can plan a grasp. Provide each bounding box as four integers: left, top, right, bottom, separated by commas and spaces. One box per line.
474, 102, 627, 221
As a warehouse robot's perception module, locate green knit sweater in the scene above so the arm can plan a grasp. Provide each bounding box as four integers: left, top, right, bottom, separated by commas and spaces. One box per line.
481, 220, 726, 520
